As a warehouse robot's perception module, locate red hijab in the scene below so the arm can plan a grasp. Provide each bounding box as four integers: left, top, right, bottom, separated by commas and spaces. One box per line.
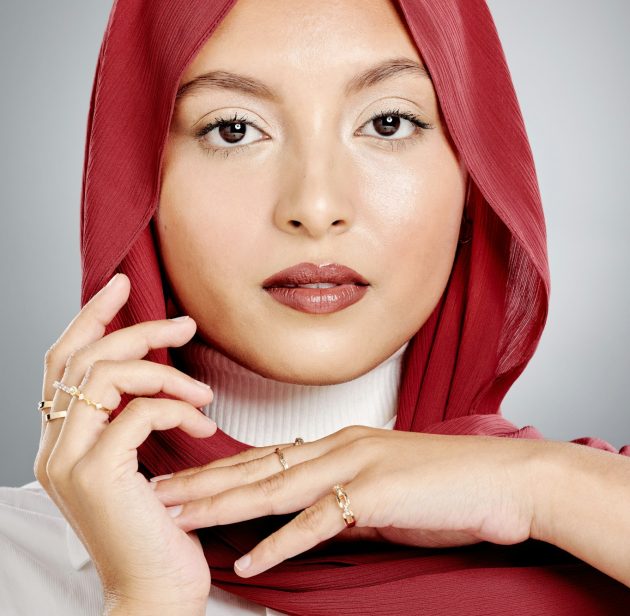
80, 0, 630, 612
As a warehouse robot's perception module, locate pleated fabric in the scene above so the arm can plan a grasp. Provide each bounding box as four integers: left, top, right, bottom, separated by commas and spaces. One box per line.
78, 0, 630, 613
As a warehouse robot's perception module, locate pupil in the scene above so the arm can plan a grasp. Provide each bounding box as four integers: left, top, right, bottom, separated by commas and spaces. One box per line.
374, 115, 400, 137
218, 122, 246, 144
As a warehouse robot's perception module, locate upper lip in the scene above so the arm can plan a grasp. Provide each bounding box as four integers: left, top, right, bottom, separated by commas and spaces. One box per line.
262, 262, 370, 287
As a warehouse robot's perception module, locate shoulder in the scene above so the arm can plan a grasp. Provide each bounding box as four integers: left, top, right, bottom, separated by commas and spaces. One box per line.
0, 479, 104, 615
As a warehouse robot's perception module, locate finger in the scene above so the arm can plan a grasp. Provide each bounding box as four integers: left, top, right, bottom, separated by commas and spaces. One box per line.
51, 314, 201, 422
160, 425, 364, 482
42, 273, 129, 411
93, 397, 216, 460
167, 443, 362, 531
232, 490, 352, 577
37, 273, 130, 480
47, 398, 216, 492
153, 439, 329, 505
49, 359, 214, 469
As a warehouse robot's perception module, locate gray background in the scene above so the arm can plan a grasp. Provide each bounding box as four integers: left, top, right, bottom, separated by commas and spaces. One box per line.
1, 1, 628, 486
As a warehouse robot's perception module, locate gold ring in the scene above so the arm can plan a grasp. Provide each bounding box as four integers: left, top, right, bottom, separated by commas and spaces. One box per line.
52, 380, 112, 415
293, 437, 304, 446
37, 400, 53, 411
274, 447, 289, 471
333, 484, 356, 528
45, 410, 68, 421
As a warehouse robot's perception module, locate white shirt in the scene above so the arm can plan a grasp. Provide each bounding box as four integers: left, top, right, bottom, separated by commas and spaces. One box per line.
0, 340, 407, 614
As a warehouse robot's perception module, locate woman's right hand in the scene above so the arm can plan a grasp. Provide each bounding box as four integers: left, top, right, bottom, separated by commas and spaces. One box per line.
33, 273, 217, 614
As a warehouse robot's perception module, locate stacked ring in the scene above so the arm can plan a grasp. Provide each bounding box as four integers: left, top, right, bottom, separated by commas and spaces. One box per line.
52, 380, 112, 415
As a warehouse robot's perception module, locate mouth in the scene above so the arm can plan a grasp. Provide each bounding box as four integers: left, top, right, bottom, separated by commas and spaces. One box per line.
261, 262, 370, 288
262, 262, 370, 314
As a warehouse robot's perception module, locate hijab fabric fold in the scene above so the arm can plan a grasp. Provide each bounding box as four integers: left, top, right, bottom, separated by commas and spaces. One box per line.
79, 0, 630, 612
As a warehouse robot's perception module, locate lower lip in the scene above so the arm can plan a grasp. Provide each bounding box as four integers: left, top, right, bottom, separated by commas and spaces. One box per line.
263, 284, 369, 314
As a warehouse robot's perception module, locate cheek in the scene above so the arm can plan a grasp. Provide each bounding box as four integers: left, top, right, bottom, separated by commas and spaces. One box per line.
357, 140, 466, 309
157, 151, 266, 282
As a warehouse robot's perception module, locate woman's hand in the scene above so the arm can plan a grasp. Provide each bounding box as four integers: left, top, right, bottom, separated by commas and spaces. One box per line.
150, 425, 543, 577
34, 273, 217, 613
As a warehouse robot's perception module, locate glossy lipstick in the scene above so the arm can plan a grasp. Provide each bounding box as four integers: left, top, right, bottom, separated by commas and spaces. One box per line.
262, 262, 369, 314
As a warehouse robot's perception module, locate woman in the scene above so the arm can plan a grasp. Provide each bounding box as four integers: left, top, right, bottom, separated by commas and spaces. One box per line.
1, 0, 628, 614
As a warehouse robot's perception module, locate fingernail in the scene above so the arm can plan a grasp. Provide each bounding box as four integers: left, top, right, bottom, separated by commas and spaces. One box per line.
166, 504, 183, 518
150, 472, 173, 484
170, 315, 189, 322
234, 553, 251, 571
105, 273, 120, 288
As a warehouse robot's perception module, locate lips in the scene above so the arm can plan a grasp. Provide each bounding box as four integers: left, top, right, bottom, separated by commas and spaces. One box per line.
262, 262, 369, 288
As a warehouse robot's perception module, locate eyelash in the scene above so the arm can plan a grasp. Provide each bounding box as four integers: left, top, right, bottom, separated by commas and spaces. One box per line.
194, 108, 434, 159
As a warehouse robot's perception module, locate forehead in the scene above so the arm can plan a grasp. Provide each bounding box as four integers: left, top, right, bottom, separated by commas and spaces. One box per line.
179, 0, 424, 88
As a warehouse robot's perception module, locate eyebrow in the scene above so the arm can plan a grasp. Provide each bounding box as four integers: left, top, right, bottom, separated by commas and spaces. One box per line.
175, 57, 430, 103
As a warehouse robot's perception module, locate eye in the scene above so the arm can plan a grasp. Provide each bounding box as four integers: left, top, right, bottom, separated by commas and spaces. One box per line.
358, 108, 434, 142
195, 112, 267, 157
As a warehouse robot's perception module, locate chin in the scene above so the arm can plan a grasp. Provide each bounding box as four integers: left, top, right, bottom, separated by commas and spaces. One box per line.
261, 366, 365, 386
235, 345, 373, 385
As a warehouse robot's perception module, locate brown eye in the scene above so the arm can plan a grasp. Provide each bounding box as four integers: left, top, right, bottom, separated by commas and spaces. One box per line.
217, 122, 247, 144
196, 112, 267, 154
359, 109, 433, 142
372, 114, 401, 137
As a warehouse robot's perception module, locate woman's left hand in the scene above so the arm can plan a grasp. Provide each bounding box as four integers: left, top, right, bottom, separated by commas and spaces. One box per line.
150, 425, 543, 577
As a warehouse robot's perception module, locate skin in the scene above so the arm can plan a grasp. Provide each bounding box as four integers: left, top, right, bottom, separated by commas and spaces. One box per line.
32, 1, 629, 614
155, 0, 468, 385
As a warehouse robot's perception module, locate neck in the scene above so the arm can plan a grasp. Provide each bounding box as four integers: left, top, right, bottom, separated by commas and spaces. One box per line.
172, 338, 410, 446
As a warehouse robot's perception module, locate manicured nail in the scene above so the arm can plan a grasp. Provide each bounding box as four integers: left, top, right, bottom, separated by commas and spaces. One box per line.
170, 315, 189, 322
150, 472, 173, 483
234, 553, 251, 572
193, 378, 211, 389
166, 504, 183, 518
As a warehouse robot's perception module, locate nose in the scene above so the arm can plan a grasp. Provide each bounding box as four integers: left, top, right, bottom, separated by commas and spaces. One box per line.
273, 139, 355, 238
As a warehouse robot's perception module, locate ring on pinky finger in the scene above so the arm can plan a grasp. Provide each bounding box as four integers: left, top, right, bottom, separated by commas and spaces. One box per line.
233, 492, 352, 577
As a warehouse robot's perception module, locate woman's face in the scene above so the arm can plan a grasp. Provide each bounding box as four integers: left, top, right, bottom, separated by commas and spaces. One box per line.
156, 0, 468, 385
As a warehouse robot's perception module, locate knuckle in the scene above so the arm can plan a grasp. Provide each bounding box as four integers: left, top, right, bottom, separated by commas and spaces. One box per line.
124, 397, 151, 418
83, 358, 111, 382
262, 529, 282, 559
294, 502, 324, 536
339, 424, 370, 441
64, 349, 79, 371
33, 457, 49, 486
64, 343, 96, 373
236, 456, 265, 483
257, 471, 285, 499
123, 397, 161, 427
45, 455, 70, 484
44, 344, 60, 369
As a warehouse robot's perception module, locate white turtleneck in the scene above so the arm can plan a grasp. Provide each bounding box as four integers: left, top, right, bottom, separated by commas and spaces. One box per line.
173, 338, 411, 446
